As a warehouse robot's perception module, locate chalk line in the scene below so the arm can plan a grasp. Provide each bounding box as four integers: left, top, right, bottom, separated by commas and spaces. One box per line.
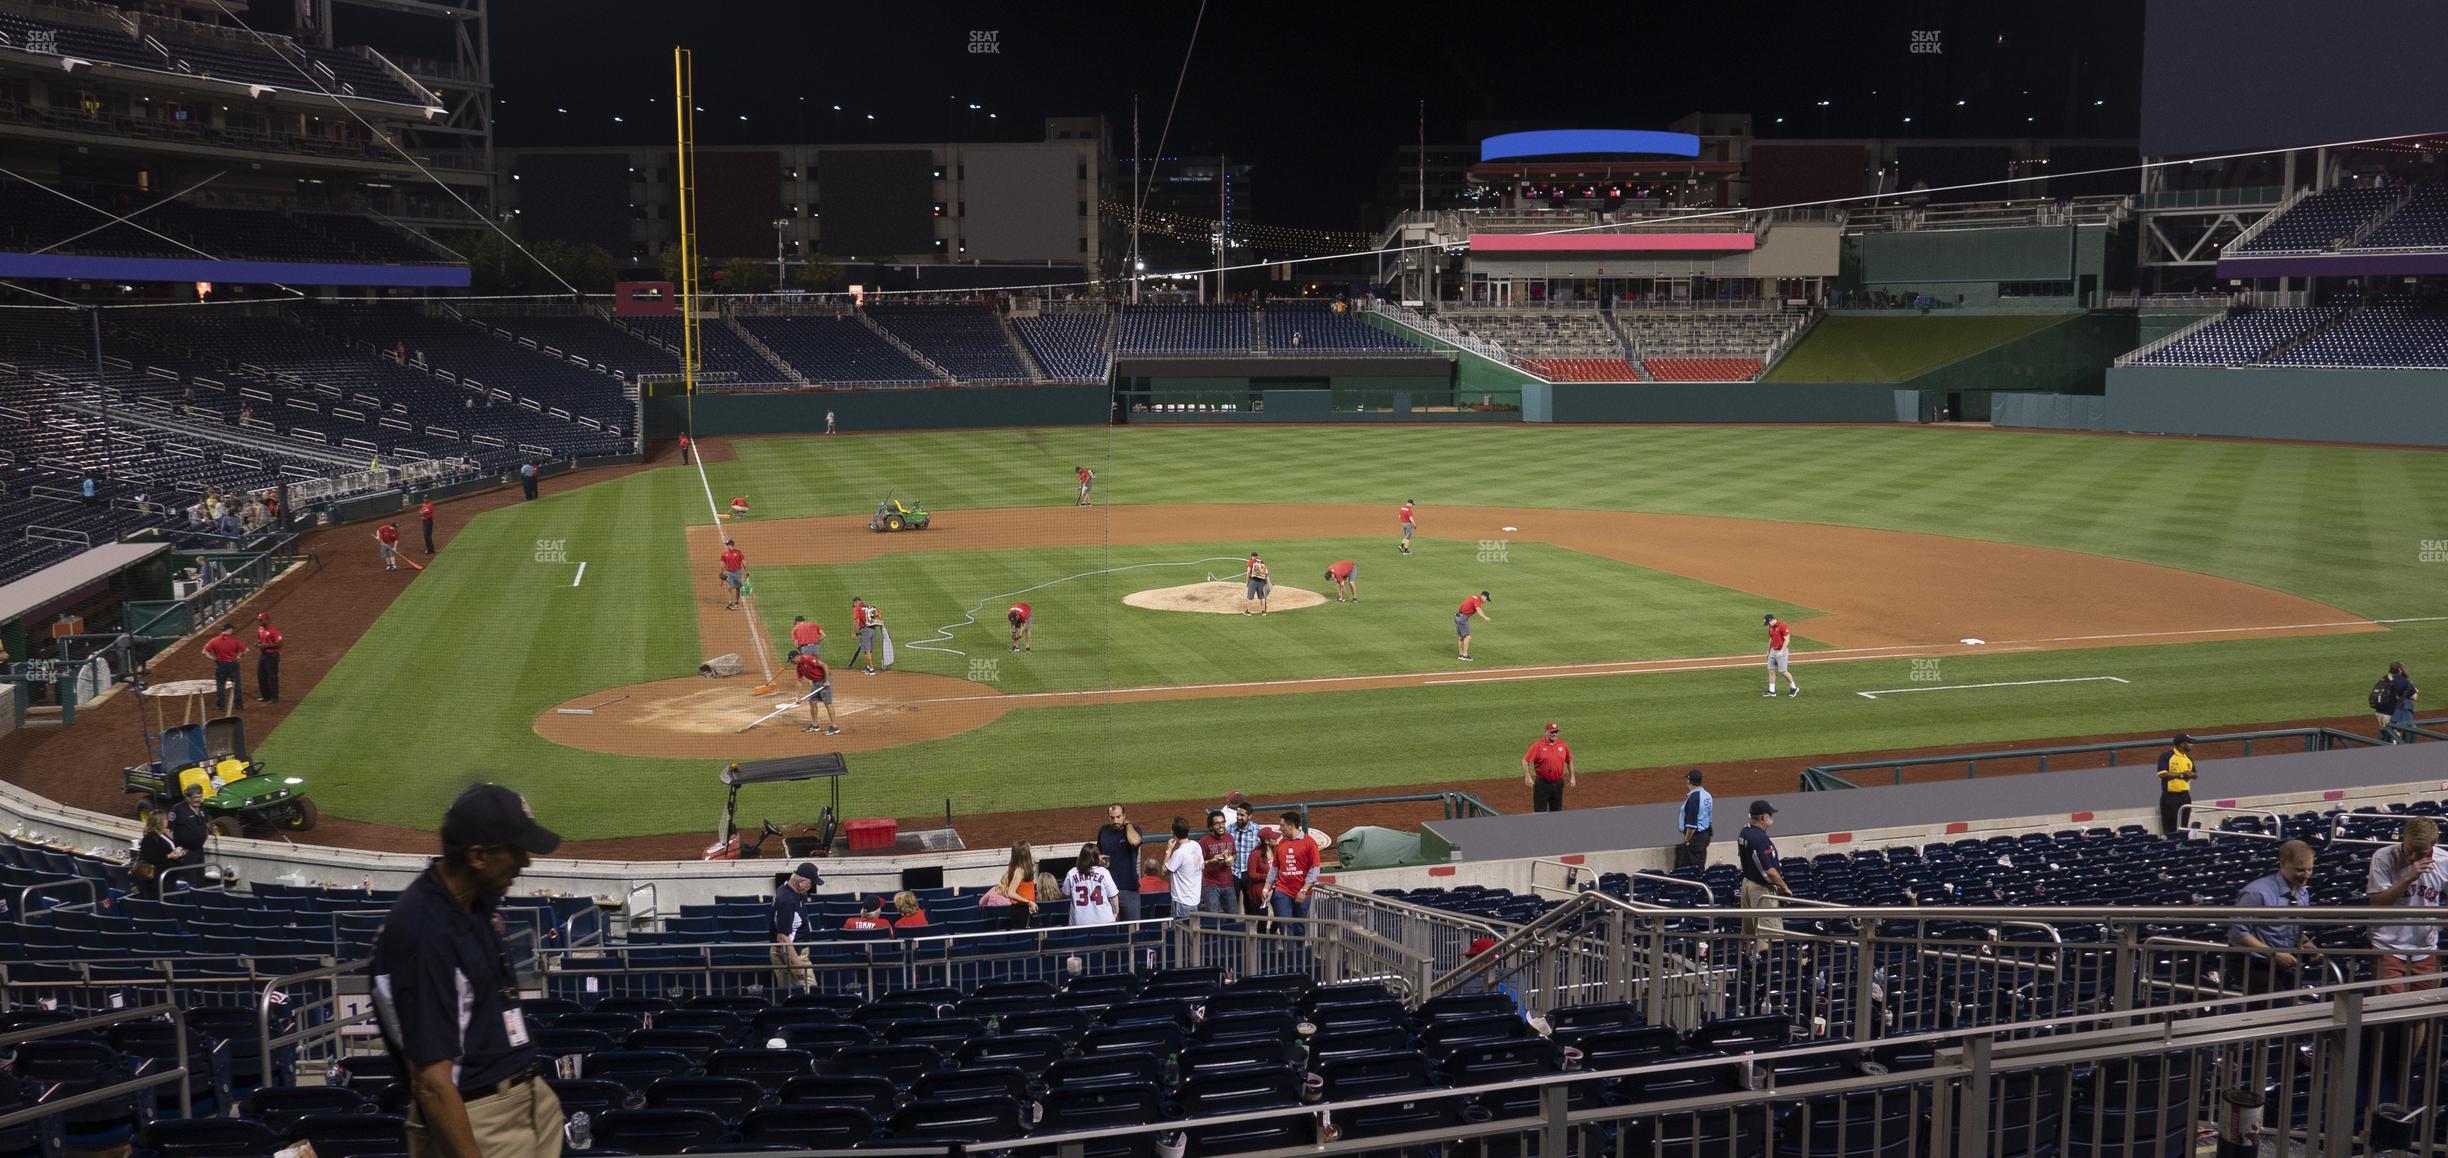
1857, 675, 2129, 700
571, 562, 586, 587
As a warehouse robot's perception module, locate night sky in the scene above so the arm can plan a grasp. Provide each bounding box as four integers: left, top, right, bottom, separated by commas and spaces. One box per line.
327, 0, 2143, 229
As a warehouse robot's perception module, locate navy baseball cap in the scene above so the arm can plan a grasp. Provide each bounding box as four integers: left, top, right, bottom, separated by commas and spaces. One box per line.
440, 784, 561, 854
1749, 800, 1777, 817
792, 863, 823, 885
1762, 614, 1775, 625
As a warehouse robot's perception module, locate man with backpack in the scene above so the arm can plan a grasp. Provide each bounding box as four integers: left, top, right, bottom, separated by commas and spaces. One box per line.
2375, 662, 2420, 744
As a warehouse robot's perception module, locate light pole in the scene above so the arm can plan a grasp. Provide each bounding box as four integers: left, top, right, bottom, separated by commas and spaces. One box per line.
773, 218, 790, 290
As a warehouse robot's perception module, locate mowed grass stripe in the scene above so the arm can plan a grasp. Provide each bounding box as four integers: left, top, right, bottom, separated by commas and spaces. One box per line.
259, 427, 2446, 839
833, 619, 2448, 819
742, 540, 1813, 695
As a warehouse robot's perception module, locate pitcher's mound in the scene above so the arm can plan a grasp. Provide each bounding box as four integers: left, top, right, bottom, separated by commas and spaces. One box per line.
1124, 581, 1331, 614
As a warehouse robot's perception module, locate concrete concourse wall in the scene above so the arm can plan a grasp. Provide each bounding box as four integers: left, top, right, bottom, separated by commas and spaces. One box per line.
2105, 366, 2448, 447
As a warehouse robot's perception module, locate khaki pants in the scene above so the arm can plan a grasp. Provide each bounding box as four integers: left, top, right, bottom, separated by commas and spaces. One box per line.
772, 942, 812, 990
407, 1075, 563, 1158
1740, 880, 1784, 949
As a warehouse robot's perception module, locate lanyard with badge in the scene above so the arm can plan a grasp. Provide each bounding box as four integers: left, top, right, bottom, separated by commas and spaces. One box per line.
487, 915, 531, 1049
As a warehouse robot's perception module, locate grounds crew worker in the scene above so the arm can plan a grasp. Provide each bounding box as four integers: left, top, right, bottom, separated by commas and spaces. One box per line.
2156, 733, 2196, 834
253, 612, 284, 704
372, 784, 565, 1158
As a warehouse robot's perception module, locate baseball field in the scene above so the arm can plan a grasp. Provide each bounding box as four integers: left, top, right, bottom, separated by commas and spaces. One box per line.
250, 424, 2446, 842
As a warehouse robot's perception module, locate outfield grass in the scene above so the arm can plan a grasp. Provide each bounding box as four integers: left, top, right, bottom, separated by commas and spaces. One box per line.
1763, 315, 2074, 382
257, 426, 2448, 839
749, 540, 1821, 695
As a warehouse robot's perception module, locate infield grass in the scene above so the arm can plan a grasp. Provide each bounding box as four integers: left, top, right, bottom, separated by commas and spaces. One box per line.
258, 425, 2448, 839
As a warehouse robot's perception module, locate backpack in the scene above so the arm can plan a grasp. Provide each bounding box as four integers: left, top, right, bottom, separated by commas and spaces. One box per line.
2371, 677, 2397, 713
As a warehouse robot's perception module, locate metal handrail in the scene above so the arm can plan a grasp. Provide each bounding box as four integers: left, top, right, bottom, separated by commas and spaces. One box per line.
21, 876, 96, 916
0, 1002, 193, 1124
2180, 803, 2284, 839
157, 861, 231, 893
259, 957, 375, 1089
1007, 968, 2442, 1158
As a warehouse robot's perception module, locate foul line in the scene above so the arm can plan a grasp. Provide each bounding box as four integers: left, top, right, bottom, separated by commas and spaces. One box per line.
571, 562, 587, 588
689, 448, 775, 685
1857, 675, 2128, 700
903, 555, 1256, 659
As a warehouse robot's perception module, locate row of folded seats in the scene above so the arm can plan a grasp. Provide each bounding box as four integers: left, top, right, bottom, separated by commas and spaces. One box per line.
1012, 313, 1113, 381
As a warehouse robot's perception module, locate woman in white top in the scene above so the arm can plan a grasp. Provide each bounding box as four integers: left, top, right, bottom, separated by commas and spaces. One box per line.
1064, 843, 1120, 925
1163, 817, 1203, 920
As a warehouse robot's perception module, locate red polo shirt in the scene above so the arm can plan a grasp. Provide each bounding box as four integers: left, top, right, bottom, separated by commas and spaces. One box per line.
1009, 603, 1031, 624
255, 624, 284, 652
376, 525, 400, 545
418, 501, 434, 523
791, 621, 822, 648
1327, 560, 1355, 581
794, 654, 828, 683
1077, 467, 1094, 483
1768, 621, 1790, 650
203, 635, 245, 663
720, 547, 744, 573
1458, 594, 1487, 617
1399, 503, 1414, 526
1525, 736, 1573, 782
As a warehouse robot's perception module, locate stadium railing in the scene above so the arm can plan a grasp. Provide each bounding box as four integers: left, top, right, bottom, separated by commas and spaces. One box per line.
1797, 726, 2382, 790
999, 982, 2427, 1157
526, 914, 1433, 1009
0, 1002, 196, 1127
1430, 882, 2448, 1035
1312, 886, 1511, 978
117, 533, 300, 645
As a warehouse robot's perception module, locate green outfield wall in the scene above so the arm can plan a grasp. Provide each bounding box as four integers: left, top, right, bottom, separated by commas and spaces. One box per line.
643, 384, 1110, 436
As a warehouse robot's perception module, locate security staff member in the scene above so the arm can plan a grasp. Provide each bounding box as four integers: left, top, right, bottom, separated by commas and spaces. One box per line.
253, 613, 285, 703
169, 785, 213, 862
770, 862, 822, 988
371, 784, 565, 1158
2156, 733, 2196, 834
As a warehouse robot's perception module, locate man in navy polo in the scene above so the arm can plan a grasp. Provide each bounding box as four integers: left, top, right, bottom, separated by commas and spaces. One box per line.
770, 863, 822, 988
371, 784, 565, 1158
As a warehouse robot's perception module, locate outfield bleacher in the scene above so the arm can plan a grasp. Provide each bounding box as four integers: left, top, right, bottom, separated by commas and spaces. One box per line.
1519, 357, 1641, 382
1258, 304, 1419, 352
1012, 313, 1112, 382
1442, 310, 1625, 363
2232, 186, 2402, 254
1115, 305, 1254, 354
864, 306, 1029, 382
734, 316, 939, 386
